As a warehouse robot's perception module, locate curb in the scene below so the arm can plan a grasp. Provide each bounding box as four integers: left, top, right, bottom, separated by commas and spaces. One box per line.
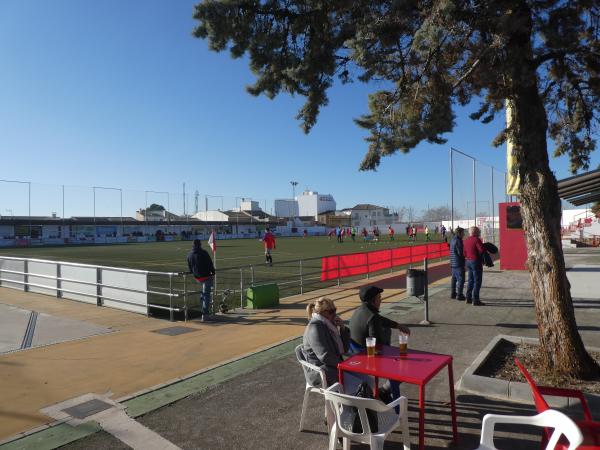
457, 334, 600, 407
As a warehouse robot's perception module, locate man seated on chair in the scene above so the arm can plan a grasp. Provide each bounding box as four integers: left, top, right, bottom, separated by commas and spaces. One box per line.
349, 285, 411, 403
349, 286, 410, 350
302, 297, 350, 386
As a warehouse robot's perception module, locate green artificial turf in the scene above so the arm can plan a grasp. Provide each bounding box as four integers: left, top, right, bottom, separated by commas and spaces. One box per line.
0, 234, 445, 311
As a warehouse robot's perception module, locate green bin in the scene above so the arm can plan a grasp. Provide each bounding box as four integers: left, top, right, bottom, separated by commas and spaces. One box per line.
246, 283, 280, 309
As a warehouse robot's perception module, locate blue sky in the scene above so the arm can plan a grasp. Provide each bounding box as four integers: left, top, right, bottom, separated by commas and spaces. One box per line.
1, 0, 597, 218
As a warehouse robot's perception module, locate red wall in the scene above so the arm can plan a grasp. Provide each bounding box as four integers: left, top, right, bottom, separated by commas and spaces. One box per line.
499, 202, 528, 270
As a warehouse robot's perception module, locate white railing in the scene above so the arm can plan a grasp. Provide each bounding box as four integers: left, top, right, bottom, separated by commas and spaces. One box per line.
0, 256, 181, 317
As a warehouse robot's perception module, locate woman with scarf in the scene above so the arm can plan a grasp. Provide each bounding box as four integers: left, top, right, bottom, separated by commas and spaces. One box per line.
302, 297, 350, 386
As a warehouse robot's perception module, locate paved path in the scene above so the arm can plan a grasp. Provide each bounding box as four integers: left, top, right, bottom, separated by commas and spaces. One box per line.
0, 261, 449, 443
57, 251, 600, 450
3, 251, 599, 449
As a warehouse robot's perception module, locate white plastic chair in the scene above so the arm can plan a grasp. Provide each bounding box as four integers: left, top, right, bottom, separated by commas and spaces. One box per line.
324, 383, 411, 450
475, 409, 583, 450
294, 344, 330, 432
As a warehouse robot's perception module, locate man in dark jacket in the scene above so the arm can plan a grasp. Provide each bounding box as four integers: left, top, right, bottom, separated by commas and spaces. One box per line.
449, 227, 466, 300
349, 285, 410, 406
349, 286, 410, 349
187, 239, 216, 321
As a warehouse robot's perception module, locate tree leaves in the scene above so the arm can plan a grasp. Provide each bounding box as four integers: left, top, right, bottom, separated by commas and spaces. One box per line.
192, 0, 599, 172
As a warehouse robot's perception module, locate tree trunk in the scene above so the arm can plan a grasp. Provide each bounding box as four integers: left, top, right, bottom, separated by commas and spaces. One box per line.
506, 4, 600, 379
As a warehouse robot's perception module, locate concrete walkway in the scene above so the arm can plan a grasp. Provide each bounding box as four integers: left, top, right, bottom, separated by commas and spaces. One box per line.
55, 250, 600, 450
2, 251, 599, 449
0, 261, 449, 443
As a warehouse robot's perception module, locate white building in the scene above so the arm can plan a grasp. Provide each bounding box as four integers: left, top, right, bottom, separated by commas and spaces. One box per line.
297, 191, 336, 219
350, 204, 395, 228
274, 199, 299, 218
240, 199, 261, 212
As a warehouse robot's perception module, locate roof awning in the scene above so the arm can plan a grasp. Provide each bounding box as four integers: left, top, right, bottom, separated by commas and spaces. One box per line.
557, 169, 600, 206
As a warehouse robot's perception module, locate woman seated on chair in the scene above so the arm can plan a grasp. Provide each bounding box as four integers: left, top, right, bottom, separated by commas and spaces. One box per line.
302, 297, 350, 386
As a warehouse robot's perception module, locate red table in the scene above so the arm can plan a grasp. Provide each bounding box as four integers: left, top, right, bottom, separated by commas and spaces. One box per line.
338, 346, 458, 450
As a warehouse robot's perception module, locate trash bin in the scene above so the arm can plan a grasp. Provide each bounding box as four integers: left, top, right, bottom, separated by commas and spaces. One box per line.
246, 283, 280, 309
406, 269, 425, 297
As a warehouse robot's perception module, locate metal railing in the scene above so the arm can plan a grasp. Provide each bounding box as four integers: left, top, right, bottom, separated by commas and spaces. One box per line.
0, 244, 450, 322
0, 256, 181, 318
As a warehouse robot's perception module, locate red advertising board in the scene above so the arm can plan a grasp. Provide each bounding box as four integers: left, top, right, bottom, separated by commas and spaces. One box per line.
321, 243, 449, 281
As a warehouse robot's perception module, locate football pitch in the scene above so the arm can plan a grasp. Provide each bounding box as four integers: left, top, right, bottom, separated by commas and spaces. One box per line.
0, 234, 442, 273
0, 234, 445, 312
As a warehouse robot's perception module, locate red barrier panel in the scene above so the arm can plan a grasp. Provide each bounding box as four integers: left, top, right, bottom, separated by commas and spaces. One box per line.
320, 242, 450, 281
339, 253, 368, 278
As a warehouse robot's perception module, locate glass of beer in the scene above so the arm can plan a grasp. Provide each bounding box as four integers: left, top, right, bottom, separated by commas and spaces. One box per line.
398, 333, 408, 355
366, 337, 376, 357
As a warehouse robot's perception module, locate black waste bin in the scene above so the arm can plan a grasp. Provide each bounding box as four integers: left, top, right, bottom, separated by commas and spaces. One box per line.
406, 269, 425, 297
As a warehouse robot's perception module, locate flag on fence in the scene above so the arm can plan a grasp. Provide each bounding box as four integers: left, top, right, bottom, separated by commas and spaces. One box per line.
208, 231, 216, 254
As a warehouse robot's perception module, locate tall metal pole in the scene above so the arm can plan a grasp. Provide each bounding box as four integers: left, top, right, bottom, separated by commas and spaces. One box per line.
93, 187, 96, 225
62, 185, 65, 219
473, 159, 476, 228
28, 182, 31, 236
145, 191, 148, 236
120, 188, 123, 237
491, 168, 495, 243
450, 148, 454, 231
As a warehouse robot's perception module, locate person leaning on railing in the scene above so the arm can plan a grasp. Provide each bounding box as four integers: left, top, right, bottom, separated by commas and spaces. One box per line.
187, 239, 216, 322
302, 297, 350, 386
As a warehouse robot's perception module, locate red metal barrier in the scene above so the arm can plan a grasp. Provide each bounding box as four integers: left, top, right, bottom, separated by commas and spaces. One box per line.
320, 243, 449, 281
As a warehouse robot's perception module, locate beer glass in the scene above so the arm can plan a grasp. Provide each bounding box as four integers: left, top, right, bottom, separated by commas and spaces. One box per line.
366, 337, 376, 357
398, 333, 408, 354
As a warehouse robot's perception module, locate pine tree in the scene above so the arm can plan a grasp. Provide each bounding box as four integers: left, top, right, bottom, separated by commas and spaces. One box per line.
193, 1, 600, 378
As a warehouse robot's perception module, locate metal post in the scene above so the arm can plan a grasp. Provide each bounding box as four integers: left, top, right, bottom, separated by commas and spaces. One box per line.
389, 248, 393, 273
251, 265, 255, 285
299, 260, 304, 294
450, 148, 454, 231
23, 260, 29, 292
420, 258, 431, 325
56, 264, 62, 298
28, 181, 31, 237
473, 159, 476, 228
183, 273, 188, 322
93, 187, 96, 225
168, 273, 174, 321
337, 255, 341, 286
120, 188, 124, 237
366, 252, 370, 279
96, 267, 102, 306
240, 268, 244, 309
491, 168, 496, 243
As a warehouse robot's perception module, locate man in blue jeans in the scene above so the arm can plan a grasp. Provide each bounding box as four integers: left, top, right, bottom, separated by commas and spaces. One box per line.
449, 227, 466, 300
463, 226, 486, 306
187, 239, 216, 321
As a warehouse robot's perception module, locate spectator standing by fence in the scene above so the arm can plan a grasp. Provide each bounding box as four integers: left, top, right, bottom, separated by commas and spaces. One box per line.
187, 239, 216, 321
388, 226, 395, 241
463, 226, 486, 306
449, 227, 466, 301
